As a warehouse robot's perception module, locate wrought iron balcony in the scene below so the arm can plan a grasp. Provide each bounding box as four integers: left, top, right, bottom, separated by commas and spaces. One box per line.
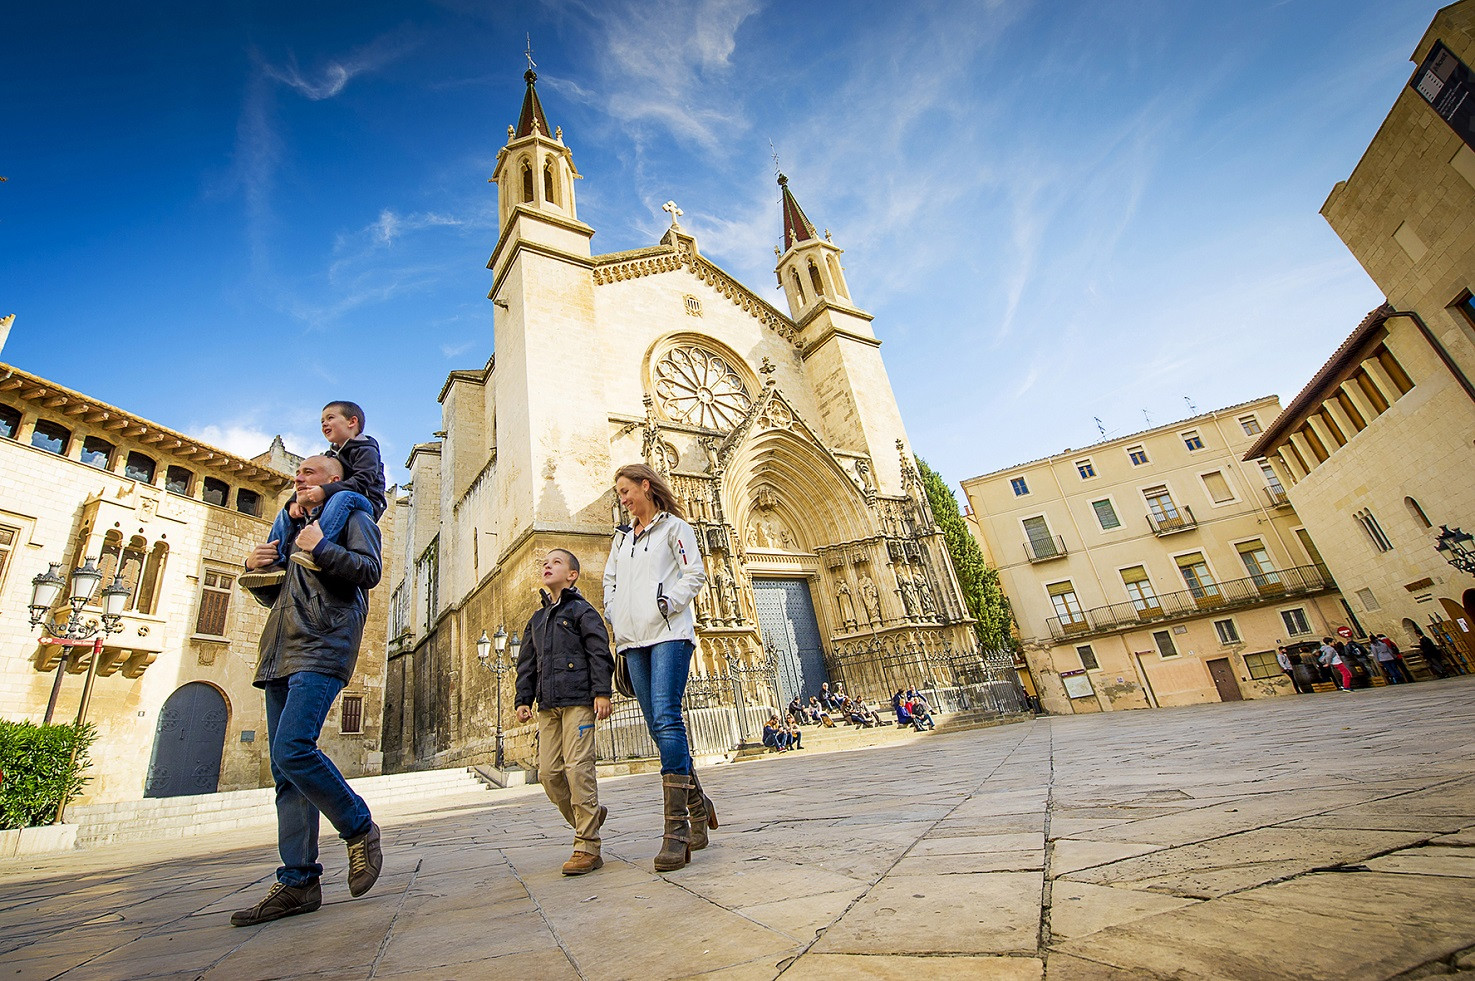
1024, 535, 1068, 563
1148, 505, 1197, 536
1264, 486, 1290, 508
1044, 563, 1336, 641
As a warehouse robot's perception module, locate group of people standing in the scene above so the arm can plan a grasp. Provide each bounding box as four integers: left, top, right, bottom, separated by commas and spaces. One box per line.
1279, 626, 1468, 693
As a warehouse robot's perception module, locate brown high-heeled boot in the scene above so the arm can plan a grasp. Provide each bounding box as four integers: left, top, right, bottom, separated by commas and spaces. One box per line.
687, 770, 718, 851
655, 773, 694, 872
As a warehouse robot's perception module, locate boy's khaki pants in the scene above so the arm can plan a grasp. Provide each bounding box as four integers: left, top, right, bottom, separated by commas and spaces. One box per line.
538, 705, 601, 856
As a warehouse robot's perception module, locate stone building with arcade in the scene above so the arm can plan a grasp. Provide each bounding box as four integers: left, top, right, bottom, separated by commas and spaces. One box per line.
0, 345, 391, 805
380, 67, 1017, 771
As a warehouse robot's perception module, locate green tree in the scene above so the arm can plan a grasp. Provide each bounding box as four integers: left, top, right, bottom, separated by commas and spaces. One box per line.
916, 457, 1015, 652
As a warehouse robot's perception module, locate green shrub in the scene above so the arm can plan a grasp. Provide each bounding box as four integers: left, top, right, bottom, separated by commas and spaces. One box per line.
0, 720, 97, 829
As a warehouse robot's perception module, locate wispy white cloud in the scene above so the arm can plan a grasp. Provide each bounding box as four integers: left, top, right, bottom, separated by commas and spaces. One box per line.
263, 33, 417, 101
548, 0, 761, 154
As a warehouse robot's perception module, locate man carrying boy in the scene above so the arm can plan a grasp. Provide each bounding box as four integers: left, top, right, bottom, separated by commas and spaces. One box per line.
232, 454, 383, 926
240, 400, 386, 589
515, 549, 614, 876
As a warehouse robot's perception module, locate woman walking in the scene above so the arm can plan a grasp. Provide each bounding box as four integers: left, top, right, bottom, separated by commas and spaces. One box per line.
604, 463, 713, 871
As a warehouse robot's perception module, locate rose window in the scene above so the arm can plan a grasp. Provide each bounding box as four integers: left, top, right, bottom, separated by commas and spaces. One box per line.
653, 345, 753, 431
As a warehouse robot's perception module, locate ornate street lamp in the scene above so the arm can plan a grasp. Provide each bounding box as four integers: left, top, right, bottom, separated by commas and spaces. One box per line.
1435, 525, 1475, 575
477, 626, 516, 770
29, 558, 131, 725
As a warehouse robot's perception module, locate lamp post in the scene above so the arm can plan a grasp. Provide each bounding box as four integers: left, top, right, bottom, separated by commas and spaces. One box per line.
28, 559, 131, 725
478, 626, 515, 770
1435, 525, 1475, 575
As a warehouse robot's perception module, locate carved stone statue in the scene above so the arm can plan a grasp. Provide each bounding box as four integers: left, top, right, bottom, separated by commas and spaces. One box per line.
725, 575, 742, 624
699, 436, 720, 473
836, 578, 857, 629
915, 574, 936, 617
897, 576, 917, 617
859, 575, 881, 624
710, 569, 731, 621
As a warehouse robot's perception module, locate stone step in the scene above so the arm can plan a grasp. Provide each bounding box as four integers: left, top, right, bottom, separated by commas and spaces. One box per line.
71, 767, 490, 847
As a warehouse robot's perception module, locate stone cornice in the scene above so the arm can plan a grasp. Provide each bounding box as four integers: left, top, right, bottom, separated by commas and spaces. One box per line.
0, 363, 292, 490
591, 241, 801, 346
798, 323, 883, 361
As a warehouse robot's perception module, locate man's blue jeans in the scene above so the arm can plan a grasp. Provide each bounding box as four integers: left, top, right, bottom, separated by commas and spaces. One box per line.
265, 491, 373, 565
264, 671, 373, 887
624, 640, 694, 775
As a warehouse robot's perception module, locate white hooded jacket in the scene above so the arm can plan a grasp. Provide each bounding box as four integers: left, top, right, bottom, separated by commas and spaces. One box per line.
603, 511, 708, 652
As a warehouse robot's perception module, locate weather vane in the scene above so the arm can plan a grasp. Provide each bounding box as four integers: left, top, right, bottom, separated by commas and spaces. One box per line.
769, 139, 782, 178
525, 33, 536, 72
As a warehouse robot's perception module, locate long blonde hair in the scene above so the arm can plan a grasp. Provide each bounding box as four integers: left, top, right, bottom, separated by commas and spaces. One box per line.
614, 463, 684, 520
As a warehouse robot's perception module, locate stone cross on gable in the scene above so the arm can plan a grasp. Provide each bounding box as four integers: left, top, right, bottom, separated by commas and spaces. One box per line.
662, 200, 683, 228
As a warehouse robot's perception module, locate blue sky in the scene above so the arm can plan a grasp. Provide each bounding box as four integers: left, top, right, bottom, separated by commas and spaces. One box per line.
0, 0, 1441, 493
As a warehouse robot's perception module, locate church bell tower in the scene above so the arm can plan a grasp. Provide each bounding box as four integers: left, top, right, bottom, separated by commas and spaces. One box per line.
485, 62, 610, 535
774, 175, 912, 494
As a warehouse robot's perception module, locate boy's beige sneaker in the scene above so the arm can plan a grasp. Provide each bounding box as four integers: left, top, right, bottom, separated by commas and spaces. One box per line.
289, 551, 322, 572
561, 852, 603, 876
239, 567, 286, 590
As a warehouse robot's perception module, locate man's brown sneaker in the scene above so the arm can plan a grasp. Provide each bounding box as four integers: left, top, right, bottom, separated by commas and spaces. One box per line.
230, 880, 321, 927
238, 567, 286, 590
561, 851, 604, 876
289, 551, 322, 572
346, 821, 382, 897
594, 804, 608, 831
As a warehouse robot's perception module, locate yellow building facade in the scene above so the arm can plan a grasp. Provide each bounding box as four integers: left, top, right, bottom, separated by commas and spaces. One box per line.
962, 397, 1349, 715
1245, 1, 1475, 665
0, 353, 391, 805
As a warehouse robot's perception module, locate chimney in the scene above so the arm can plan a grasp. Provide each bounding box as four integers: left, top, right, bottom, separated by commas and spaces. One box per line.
0, 315, 13, 359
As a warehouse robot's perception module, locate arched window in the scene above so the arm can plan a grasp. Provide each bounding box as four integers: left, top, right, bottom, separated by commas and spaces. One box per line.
827, 254, 849, 299
119, 535, 147, 609
125, 451, 156, 483
1406, 496, 1432, 529
808, 260, 824, 298
521, 160, 534, 203
543, 161, 557, 205
790, 269, 805, 304
136, 541, 167, 615
97, 530, 123, 587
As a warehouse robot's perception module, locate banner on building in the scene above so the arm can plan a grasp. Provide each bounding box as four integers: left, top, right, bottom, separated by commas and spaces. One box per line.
1410, 40, 1475, 151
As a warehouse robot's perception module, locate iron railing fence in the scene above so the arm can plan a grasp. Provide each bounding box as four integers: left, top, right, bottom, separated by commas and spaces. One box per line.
1044, 563, 1336, 641
1264, 486, 1290, 508
1148, 506, 1197, 536
827, 640, 1025, 718
1025, 535, 1068, 563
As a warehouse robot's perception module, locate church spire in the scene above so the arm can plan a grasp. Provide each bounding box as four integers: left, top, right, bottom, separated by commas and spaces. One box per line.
774, 173, 852, 319
514, 68, 550, 138
491, 44, 580, 230
778, 174, 818, 251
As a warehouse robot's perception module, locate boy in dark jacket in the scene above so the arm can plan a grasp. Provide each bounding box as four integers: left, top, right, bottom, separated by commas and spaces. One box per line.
515, 548, 615, 875
241, 400, 387, 589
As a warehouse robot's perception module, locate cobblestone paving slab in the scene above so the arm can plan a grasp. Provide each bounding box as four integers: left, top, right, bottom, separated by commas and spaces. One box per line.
1, 678, 1474, 979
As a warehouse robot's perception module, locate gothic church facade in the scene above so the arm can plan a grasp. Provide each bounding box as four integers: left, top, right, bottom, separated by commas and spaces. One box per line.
382, 68, 998, 769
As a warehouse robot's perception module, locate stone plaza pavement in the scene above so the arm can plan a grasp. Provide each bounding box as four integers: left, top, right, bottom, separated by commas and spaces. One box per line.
4, 679, 1475, 980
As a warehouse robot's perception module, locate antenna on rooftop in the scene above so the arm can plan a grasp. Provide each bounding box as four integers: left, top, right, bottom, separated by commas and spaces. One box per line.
1142, 408, 1152, 426
1184, 396, 1198, 414
1094, 416, 1106, 437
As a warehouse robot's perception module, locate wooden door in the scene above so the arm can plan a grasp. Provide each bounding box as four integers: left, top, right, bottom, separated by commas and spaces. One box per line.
1206, 658, 1243, 702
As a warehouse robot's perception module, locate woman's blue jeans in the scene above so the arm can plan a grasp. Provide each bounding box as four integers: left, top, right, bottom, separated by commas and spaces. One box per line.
264, 671, 373, 887
623, 640, 694, 775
